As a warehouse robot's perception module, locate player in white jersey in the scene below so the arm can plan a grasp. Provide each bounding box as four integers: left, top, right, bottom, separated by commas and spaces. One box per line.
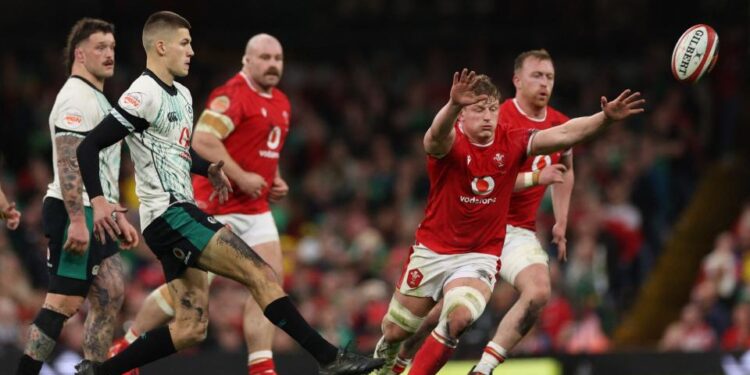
15, 18, 138, 375
74, 11, 383, 375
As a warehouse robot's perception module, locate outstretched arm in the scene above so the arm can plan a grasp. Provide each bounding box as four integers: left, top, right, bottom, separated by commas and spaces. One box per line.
423, 69, 488, 158
529, 90, 644, 155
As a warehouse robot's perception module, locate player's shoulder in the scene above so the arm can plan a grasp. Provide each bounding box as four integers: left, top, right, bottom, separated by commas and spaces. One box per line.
272, 87, 289, 101
174, 81, 192, 102
56, 77, 99, 103
126, 73, 162, 95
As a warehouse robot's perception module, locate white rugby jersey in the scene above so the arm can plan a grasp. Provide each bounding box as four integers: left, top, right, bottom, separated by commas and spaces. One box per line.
111, 70, 195, 229
46, 76, 121, 205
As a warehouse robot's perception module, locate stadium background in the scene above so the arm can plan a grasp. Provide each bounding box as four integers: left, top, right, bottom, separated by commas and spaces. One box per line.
0, 0, 748, 374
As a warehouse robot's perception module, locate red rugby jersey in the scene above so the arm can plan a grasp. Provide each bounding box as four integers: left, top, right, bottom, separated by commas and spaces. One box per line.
414, 122, 532, 256
502, 99, 570, 231
193, 72, 291, 215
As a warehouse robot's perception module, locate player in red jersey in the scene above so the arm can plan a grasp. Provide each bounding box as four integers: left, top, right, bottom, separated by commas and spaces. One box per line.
109, 33, 291, 375
376, 49, 574, 375
469, 49, 573, 375
372, 69, 643, 375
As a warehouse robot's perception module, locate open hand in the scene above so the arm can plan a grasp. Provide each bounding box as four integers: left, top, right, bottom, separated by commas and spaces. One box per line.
449, 68, 489, 107
91, 196, 126, 245
208, 161, 233, 204
601, 89, 645, 122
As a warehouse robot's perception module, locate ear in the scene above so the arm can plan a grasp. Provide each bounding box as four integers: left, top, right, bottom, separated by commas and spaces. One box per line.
512, 73, 521, 89
242, 55, 249, 65
155, 40, 167, 56
74, 47, 85, 64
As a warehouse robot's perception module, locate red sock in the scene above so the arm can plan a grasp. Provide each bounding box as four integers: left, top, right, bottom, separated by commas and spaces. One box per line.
408, 331, 457, 375
248, 358, 276, 375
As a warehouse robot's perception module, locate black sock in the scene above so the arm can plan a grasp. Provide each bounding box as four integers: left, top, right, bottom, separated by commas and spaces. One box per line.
17, 308, 69, 375
16, 355, 43, 375
98, 326, 177, 374
264, 296, 338, 365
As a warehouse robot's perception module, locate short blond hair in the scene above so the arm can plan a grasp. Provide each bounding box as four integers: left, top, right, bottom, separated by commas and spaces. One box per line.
472, 74, 502, 101
513, 49, 553, 72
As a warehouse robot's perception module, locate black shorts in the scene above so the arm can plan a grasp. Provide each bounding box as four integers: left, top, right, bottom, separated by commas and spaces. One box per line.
143, 202, 224, 282
43, 197, 118, 297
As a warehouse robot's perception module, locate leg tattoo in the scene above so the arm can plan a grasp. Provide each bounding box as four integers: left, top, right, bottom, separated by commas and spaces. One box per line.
84, 255, 125, 361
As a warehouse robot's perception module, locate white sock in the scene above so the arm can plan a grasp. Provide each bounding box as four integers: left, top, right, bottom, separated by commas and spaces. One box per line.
124, 327, 138, 344
474, 341, 507, 374
248, 350, 273, 364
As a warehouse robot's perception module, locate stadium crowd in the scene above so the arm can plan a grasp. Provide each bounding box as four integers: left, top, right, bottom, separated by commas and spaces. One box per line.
0, 0, 746, 367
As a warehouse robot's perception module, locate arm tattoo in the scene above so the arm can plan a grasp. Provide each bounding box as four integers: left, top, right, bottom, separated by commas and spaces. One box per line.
56, 134, 85, 219
24, 325, 57, 360
84, 255, 125, 361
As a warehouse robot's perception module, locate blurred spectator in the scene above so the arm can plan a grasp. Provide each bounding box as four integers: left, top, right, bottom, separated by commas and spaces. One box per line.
660, 303, 717, 351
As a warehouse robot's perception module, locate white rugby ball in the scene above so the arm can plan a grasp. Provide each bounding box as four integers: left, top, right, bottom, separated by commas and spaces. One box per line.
671, 24, 719, 83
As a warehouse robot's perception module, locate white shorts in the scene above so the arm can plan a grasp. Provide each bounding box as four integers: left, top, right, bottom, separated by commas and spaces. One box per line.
398, 243, 500, 301
213, 212, 280, 247
206, 212, 280, 283
499, 225, 549, 285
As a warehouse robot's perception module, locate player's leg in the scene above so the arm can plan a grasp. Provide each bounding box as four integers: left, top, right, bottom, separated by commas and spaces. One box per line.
379, 300, 442, 375
17, 198, 99, 375
373, 291, 434, 375
409, 251, 499, 375
471, 227, 550, 375
214, 212, 282, 375
198, 227, 384, 373
409, 278, 492, 375
373, 244, 445, 375
16, 293, 85, 374
241, 240, 282, 375
84, 254, 125, 361
80, 268, 209, 375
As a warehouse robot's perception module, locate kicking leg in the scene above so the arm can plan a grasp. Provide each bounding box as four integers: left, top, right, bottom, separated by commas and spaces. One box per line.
199, 227, 383, 373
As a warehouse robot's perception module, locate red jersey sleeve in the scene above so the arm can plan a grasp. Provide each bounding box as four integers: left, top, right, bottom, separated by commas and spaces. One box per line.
194, 86, 245, 140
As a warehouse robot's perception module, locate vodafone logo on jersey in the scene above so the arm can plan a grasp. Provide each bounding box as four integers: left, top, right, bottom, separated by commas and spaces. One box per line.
471, 176, 495, 196
120, 92, 144, 110
531, 155, 552, 172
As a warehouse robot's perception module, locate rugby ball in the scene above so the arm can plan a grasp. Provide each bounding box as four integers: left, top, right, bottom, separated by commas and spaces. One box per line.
671, 24, 719, 83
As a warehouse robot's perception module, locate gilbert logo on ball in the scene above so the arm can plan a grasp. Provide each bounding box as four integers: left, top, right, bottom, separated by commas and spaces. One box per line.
671, 24, 719, 83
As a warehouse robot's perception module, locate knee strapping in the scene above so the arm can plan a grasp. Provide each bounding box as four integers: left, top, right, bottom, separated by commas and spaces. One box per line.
385, 298, 425, 333
33, 308, 69, 340
152, 287, 175, 317
440, 286, 487, 324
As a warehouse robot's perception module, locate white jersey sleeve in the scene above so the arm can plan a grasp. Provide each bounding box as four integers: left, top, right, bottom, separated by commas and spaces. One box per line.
111, 76, 162, 132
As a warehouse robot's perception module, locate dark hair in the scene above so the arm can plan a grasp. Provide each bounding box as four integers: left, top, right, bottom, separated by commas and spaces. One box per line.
142, 11, 191, 48
63, 18, 114, 73
472, 74, 502, 101
513, 49, 553, 72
